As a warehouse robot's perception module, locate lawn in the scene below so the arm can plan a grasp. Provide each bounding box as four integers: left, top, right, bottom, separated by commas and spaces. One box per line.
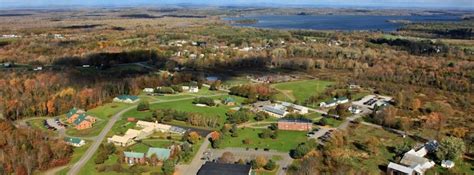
271, 79, 333, 103
219, 128, 307, 152
56, 143, 92, 175
342, 125, 416, 174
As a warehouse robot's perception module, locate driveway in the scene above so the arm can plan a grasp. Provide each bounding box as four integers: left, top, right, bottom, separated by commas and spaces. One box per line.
175, 134, 211, 175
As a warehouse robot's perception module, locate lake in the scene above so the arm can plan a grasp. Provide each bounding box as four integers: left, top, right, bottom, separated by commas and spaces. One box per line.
225, 15, 461, 31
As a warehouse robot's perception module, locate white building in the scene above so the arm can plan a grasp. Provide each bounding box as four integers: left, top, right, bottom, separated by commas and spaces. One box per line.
107, 135, 135, 147
143, 88, 155, 93
281, 102, 309, 114
387, 142, 437, 175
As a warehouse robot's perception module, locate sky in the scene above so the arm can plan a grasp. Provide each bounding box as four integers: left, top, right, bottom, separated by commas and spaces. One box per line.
0, 0, 473, 9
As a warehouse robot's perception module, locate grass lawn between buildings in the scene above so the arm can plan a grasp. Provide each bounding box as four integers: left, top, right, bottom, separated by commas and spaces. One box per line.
219, 128, 307, 152
271, 79, 334, 103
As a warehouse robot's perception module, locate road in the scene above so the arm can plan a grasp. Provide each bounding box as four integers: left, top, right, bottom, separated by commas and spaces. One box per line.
68, 94, 225, 175
175, 134, 211, 175
208, 148, 293, 175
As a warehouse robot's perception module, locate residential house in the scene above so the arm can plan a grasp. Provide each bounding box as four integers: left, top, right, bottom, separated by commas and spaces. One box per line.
281, 102, 309, 114
107, 135, 135, 147
223, 97, 236, 106
113, 95, 139, 103
278, 118, 313, 131
197, 162, 253, 175
146, 147, 171, 160
64, 137, 85, 147
387, 141, 438, 175
262, 105, 288, 118
124, 152, 146, 165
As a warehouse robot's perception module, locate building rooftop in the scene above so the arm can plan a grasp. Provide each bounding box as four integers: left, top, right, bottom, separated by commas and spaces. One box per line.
263, 105, 287, 116
64, 137, 83, 144
146, 147, 171, 159
117, 95, 139, 101
124, 152, 144, 159
197, 162, 252, 175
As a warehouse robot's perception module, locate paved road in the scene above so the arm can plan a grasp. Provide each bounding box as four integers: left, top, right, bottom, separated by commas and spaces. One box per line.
68, 94, 224, 175
175, 134, 211, 175
209, 148, 293, 175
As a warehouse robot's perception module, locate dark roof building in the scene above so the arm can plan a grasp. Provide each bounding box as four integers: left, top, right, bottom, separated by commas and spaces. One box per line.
197, 162, 252, 175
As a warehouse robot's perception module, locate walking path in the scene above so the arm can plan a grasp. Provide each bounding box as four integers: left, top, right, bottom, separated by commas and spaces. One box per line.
175, 134, 211, 175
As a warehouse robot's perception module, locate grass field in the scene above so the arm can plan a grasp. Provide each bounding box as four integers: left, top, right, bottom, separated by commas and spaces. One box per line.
271, 80, 333, 103
219, 128, 307, 152
343, 125, 416, 173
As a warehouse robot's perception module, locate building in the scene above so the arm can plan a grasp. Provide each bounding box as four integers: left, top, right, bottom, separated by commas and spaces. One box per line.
64, 137, 85, 147
353, 95, 393, 110
387, 141, 437, 175
189, 86, 199, 93
223, 97, 236, 106
278, 118, 313, 131
348, 105, 362, 114
252, 101, 272, 109
113, 95, 139, 103
320, 97, 349, 108
124, 152, 146, 165
281, 102, 309, 114
66, 108, 96, 130
197, 162, 253, 175
143, 88, 155, 93
262, 105, 288, 118
146, 147, 171, 160
107, 135, 135, 147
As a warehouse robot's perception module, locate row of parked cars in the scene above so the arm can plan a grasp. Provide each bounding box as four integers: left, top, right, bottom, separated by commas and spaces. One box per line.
43, 120, 57, 131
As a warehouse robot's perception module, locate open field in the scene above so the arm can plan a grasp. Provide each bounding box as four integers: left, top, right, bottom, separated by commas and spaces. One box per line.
271, 79, 333, 103
219, 128, 307, 152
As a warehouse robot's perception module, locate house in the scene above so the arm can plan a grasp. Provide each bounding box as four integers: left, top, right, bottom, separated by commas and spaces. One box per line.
113, 95, 139, 103
64, 137, 85, 147
278, 118, 313, 131
124, 152, 146, 165
281, 102, 309, 114
107, 135, 135, 147
197, 162, 253, 175
143, 88, 155, 93
262, 105, 288, 118
146, 147, 171, 160
223, 97, 236, 106
66, 108, 96, 130
387, 141, 437, 175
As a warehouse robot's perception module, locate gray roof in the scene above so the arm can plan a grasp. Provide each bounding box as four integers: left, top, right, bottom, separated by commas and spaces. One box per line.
263, 105, 286, 116
401, 153, 430, 167
388, 162, 414, 174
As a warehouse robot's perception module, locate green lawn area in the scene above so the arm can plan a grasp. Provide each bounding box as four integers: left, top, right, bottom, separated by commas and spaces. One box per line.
271, 79, 334, 103
312, 116, 342, 128
343, 125, 416, 174
219, 128, 307, 152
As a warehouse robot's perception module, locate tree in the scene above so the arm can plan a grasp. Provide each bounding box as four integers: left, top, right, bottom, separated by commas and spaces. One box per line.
436, 137, 466, 161
137, 100, 150, 111
218, 152, 235, 163
394, 141, 412, 156
187, 131, 201, 144
210, 131, 221, 141
255, 111, 269, 121
452, 127, 469, 138
411, 98, 422, 111
231, 124, 238, 137
259, 129, 273, 139
264, 159, 276, 170
161, 159, 175, 175
255, 155, 268, 169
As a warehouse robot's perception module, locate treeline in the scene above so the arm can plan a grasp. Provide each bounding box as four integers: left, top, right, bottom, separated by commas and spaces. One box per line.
0, 120, 73, 174
229, 84, 274, 102
150, 109, 221, 128
370, 38, 448, 55
0, 71, 201, 120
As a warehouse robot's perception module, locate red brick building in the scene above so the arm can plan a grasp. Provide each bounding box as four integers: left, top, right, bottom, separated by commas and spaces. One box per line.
277, 118, 313, 131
